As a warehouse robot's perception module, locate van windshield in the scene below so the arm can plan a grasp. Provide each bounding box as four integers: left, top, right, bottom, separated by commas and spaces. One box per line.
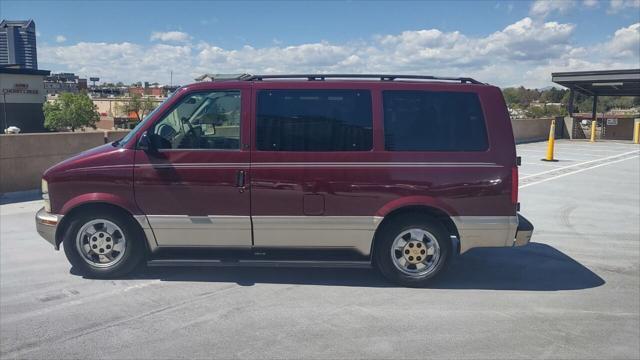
116, 88, 182, 146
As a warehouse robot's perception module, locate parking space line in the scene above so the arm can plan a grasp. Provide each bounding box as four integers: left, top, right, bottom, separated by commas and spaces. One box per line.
521, 162, 565, 167
552, 148, 635, 153
521, 155, 605, 162
542, 151, 631, 157
518, 154, 602, 161
518, 143, 623, 148
518, 149, 615, 157
521, 149, 640, 180
520, 155, 639, 188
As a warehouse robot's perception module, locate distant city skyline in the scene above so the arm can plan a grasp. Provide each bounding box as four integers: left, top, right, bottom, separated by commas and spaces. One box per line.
2, 0, 639, 88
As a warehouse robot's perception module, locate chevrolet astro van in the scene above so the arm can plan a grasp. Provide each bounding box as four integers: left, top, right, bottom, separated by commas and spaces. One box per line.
36, 74, 533, 287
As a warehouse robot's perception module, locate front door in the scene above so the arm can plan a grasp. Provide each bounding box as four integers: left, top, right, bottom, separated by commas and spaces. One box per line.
134, 86, 252, 247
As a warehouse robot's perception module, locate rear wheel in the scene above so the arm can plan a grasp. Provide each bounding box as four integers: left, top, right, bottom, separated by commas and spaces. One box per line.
63, 210, 145, 278
374, 214, 450, 287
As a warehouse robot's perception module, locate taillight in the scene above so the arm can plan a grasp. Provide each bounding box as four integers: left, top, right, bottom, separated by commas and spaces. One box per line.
511, 166, 518, 205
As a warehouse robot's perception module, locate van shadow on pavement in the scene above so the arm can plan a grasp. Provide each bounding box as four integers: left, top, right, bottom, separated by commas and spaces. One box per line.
431, 242, 605, 291
0, 190, 42, 205
74, 242, 604, 291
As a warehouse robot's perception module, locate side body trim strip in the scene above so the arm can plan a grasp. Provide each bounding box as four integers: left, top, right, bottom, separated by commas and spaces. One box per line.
136, 214, 518, 256
128, 162, 501, 169
143, 215, 253, 247
252, 216, 383, 256
133, 214, 159, 252
452, 216, 518, 253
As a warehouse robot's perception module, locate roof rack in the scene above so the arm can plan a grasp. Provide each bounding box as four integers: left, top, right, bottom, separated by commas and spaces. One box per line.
249, 74, 483, 84
195, 73, 253, 82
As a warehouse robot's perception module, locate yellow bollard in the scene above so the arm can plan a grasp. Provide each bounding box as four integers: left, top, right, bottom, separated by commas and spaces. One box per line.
633, 120, 640, 144
542, 119, 557, 161
590, 120, 597, 142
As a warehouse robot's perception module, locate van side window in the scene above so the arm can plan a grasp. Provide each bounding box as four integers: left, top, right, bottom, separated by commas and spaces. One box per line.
256, 90, 373, 151
151, 90, 241, 150
383, 91, 489, 151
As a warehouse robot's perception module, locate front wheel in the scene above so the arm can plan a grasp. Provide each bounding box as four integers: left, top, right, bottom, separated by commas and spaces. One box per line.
63, 210, 145, 278
374, 215, 450, 287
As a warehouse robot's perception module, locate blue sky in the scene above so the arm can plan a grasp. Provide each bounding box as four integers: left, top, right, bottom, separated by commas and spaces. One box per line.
2, 0, 639, 87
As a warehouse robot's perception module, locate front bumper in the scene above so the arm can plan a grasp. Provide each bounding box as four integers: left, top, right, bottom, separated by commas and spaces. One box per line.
36, 207, 63, 249
514, 213, 534, 247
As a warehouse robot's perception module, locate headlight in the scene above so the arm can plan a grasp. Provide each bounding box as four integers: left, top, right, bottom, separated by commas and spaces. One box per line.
41, 179, 51, 212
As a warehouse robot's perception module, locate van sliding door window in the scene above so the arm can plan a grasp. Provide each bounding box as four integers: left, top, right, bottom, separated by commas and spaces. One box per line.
382, 91, 489, 151
256, 90, 373, 151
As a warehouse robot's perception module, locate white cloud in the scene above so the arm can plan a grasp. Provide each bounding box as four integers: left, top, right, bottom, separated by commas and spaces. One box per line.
531, 0, 619, 16
608, 0, 640, 13
600, 22, 640, 58
38, 18, 640, 89
530, 0, 576, 17
150, 31, 191, 43
369, 18, 575, 68
50, 41, 193, 85
55, 35, 66, 43
582, 0, 599, 7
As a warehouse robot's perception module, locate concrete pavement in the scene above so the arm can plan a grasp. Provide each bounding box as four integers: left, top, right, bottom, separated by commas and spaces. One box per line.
1, 140, 639, 359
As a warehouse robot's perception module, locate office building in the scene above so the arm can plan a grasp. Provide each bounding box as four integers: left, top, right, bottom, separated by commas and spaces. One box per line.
1, 65, 50, 132
0, 20, 38, 70
44, 72, 88, 95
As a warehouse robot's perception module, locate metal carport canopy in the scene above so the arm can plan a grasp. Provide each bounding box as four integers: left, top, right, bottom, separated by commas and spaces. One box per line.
551, 69, 640, 96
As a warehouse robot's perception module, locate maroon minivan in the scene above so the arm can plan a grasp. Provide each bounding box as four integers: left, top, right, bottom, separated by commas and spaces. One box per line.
36, 74, 533, 287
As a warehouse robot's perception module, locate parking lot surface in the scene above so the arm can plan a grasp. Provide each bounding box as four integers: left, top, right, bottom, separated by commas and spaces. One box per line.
1, 140, 639, 359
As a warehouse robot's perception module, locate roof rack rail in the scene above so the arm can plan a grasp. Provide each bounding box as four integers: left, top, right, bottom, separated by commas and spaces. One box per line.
249, 74, 483, 84
195, 73, 253, 82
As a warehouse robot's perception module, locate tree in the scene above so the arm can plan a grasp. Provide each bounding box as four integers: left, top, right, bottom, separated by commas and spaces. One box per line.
43, 92, 100, 132
115, 94, 157, 121
502, 86, 545, 108
502, 88, 520, 107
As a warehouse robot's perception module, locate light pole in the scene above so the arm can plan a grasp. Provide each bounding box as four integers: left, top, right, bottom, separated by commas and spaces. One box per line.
2, 92, 8, 132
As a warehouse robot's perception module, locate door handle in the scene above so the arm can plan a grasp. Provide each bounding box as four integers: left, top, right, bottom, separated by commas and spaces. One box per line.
236, 170, 246, 191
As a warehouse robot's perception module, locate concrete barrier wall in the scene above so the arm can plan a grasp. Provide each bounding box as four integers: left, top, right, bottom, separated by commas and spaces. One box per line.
0, 131, 130, 193
511, 118, 555, 144
1, 118, 556, 193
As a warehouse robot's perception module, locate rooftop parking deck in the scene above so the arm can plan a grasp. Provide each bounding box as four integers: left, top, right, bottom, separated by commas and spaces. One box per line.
1, 140, 639, 359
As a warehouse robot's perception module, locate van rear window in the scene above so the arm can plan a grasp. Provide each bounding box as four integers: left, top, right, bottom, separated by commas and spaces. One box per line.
383, 91, 489, 151
256, 90, 373, 151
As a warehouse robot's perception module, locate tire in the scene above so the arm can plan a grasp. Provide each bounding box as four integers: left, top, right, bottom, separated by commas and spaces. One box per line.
374, 214, 451, 287
62, 210, 145, 278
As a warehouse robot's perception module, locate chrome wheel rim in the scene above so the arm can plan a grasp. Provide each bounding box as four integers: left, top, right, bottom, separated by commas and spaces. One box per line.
390, 228, 440, 277
75, 219, 126, 268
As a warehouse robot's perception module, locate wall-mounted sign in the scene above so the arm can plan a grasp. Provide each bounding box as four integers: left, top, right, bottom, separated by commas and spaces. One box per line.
606, 118, 618, 126
2, 83, 39, 95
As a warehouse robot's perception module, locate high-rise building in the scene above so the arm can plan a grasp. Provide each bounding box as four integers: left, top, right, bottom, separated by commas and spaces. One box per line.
0, 20, 38, 70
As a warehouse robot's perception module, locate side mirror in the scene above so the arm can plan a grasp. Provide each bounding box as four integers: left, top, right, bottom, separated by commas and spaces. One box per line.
137, 130, 156, 153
